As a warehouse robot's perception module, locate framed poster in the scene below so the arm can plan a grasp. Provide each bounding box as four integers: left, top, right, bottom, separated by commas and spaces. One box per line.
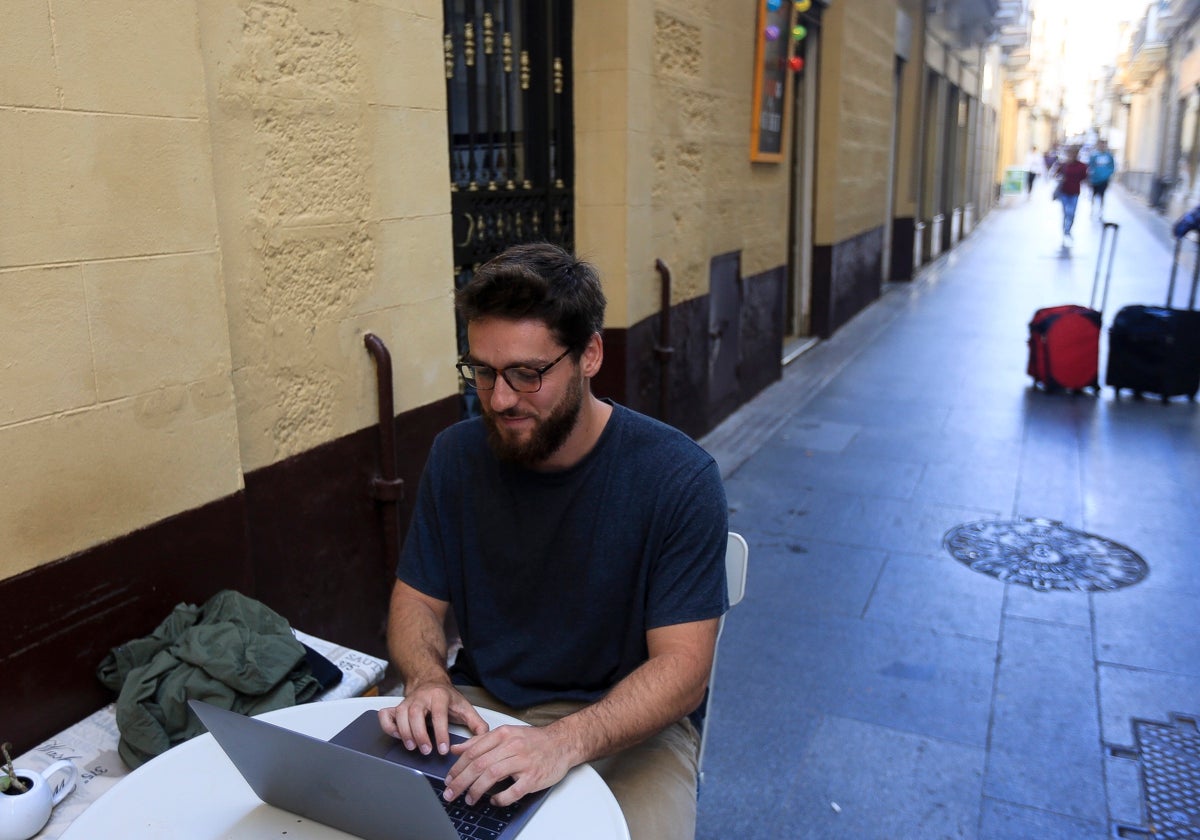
750, 0, 795, 162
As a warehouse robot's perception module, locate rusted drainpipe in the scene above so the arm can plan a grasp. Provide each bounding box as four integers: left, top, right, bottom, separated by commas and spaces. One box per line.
364, 334, 404, 571
654, 259, 675, 423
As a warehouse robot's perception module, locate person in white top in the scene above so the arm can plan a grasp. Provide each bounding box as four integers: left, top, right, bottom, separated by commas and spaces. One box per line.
1025, 146, 1045, 196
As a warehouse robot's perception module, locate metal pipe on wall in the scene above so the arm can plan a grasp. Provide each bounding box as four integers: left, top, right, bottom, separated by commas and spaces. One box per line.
364, 334, 404, 571
654, 259, 675, 423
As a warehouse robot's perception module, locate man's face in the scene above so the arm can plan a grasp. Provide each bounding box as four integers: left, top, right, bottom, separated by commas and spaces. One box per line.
466, 317, 585, 467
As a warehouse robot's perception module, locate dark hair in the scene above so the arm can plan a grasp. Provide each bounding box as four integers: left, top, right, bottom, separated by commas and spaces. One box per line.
456, 242, 606, 353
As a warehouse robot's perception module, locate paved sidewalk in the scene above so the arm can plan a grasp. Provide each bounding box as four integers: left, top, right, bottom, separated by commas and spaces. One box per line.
696, 184, 1200, 839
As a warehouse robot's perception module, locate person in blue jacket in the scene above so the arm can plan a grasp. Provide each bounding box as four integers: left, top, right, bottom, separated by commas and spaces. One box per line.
1087, 140, 1116, 215
1173, 203, 1200, 238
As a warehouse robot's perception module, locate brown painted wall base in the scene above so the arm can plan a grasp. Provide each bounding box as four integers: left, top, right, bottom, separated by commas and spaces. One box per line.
811, 227, 885, 338
595, 262, 783, 439
891, 217, 917, 282
0, 395, 459, 756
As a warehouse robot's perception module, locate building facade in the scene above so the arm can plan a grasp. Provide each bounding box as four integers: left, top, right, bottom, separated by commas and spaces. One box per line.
1, 0, 1010, 748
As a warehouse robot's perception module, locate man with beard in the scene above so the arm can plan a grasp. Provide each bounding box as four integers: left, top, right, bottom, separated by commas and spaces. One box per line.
379, 243, 728, 840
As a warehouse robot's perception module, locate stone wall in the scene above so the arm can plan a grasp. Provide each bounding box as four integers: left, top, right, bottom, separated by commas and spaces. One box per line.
574, 0, 790, 322
1, 1, 241, 579
0, 1, 454, 581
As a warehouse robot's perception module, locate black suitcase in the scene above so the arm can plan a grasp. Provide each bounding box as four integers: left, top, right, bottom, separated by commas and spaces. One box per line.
1106, 236, 1200, 401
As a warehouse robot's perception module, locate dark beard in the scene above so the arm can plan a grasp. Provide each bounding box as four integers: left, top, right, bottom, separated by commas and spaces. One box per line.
483, 374, 583, 467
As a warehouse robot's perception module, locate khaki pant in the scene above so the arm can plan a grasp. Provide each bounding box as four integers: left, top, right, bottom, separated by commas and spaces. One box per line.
457, 685, 700, 840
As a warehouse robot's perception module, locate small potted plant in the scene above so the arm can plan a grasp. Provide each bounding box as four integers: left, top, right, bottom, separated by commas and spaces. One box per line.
1, 742, 78, 840
0, 744, 29, 794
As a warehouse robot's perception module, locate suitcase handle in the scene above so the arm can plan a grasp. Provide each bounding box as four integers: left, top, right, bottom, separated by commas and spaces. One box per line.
1091, 221, 1119, 314
1171, 232, 1200, 310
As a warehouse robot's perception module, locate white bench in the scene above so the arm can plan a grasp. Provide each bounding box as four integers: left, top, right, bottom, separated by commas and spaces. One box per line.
15, 629, 387, 840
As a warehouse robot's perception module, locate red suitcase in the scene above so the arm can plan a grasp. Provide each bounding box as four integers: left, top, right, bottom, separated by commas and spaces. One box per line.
1027, 221, 1117, 393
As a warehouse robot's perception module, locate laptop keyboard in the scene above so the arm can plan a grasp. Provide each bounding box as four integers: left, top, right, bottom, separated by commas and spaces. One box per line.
426, 776, 523, 840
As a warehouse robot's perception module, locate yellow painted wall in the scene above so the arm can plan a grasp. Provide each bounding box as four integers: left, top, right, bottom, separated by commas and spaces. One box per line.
3, 0, 928, 583
0, 0, 455, 579
893, 0, 926, 220
574, 0, 793, 327
195, 0, 456, 471
814, 0, 897, 245
997, 86, 1020, 180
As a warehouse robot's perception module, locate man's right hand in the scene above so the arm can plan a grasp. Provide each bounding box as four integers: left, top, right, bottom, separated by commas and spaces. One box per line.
378, 681, 490, 756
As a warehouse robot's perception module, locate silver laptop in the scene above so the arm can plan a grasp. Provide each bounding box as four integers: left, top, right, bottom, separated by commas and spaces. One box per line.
189, 699, 550, 840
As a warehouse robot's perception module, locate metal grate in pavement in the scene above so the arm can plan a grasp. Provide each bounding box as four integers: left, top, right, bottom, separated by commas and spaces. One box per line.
942, 517, 1148, 592
1114, 714, 1200, 839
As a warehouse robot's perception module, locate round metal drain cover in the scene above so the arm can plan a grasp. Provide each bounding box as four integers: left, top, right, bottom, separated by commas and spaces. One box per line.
943, 518, 1148, 592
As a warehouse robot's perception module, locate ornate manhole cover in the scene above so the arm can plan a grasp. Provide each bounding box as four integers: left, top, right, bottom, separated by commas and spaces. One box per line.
943, 517, 1148, 592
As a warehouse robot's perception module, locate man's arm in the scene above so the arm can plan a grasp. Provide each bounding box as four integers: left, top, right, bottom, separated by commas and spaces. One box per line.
378, 579, 489, 755
442, 616, 720, 808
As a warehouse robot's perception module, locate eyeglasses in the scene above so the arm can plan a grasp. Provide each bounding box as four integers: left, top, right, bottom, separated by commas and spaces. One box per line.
456, 347, 572, 393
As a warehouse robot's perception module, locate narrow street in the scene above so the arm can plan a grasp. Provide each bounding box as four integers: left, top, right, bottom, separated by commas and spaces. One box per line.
697, 183, 1200, 839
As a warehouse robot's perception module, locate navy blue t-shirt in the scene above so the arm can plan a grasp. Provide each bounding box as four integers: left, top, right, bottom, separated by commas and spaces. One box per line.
397, 401, 729, 709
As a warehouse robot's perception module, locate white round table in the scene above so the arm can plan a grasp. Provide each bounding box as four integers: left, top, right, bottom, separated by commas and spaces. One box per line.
59, 696, 630, 840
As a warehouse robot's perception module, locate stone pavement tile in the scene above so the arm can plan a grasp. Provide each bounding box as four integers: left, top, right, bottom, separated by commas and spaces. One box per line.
1093, 585, 1200, 676
910, 457, 1021, 514
782, 489, 1002, 556
728, 534, 886, 620
984, 743, 1107, 823
695, 679, 823, 840
1098, 663, 1200, 745
770, 418, 861, 454
759, 713, 985, 840
826, 366, 991, 412
1105, 753, 1145, 829
737, 445, 924, 501
991, 618, 1099, 751
1080, 428, 1200, 522
977, 798, 1109, 840
844, 424, 1024, 469
985, 619, 1106, 820
1021, 412, 1100, 460
1082, 401, 1200, 465
1003, 586, 1092, 628
802, 390, 954, 433
719, 609, 995, 748
1013, 462, 1085, 530
863, 550, 1004, 642
725, 473, 814, 538
940, 402, 1029, 446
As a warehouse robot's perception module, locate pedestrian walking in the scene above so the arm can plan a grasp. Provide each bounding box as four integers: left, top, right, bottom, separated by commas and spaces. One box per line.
1024, 146, 1044, 197
1087, 139, 1116, 215
1043, 147, 1059, 175
1053, 145, 1088, 246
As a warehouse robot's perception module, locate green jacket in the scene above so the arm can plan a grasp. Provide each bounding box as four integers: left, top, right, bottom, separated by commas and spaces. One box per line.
97, 590, 321, 768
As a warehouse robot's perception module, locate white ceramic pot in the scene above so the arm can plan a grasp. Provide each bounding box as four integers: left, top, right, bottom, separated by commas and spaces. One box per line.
0, 760, 77, 840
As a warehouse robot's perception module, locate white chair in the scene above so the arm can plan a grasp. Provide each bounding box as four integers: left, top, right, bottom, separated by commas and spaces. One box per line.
696, 531, 749, 784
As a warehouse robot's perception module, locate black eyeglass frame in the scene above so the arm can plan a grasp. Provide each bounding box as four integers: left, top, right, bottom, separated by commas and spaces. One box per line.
456, 347, 573, 393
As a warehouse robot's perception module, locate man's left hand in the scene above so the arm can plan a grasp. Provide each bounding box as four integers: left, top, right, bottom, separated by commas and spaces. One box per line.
442, 723, 575, 808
